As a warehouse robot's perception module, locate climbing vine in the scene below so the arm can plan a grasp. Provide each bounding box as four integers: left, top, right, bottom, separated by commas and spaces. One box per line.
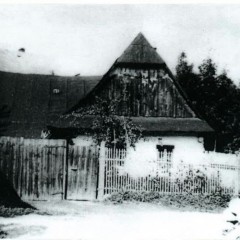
69, 96, 142, 148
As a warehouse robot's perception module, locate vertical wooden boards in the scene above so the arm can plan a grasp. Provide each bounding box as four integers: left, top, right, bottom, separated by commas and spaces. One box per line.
0, 137, 66, 201
2, 137, 238, 200
67, 145, 99, 200
0, 137, 99, 201
104, 67, 195, 118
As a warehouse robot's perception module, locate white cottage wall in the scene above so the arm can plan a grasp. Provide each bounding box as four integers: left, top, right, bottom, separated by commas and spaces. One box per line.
124, 136, 238, 184
124, 136, 205, 177
137, 136, 205, 164
72, 135, 239, 190
72, 135, 238, 167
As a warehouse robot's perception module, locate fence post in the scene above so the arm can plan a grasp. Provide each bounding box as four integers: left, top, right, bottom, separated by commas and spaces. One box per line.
63, 139, 69, 200
238, 157, 240, 196
97, 141, 105, 201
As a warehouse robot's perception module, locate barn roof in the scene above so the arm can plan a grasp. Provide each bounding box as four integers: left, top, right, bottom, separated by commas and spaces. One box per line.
116, 32, 165, 67
0, 71, 101, 138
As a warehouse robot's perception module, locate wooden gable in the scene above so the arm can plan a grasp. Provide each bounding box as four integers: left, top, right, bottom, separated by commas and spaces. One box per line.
74, 33, 196, 118
101, 67, 196, 117
52, 33, 214, 135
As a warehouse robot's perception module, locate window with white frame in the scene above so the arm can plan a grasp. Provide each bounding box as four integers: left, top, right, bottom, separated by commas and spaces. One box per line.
156, 144, 174, 175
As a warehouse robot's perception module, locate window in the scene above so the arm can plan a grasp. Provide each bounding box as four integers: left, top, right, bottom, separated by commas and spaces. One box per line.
156, 145, 174, 175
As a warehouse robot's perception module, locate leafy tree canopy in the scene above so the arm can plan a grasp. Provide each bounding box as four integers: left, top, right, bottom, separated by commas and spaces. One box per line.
176, 52, 240, 153
70, 96, 142, 148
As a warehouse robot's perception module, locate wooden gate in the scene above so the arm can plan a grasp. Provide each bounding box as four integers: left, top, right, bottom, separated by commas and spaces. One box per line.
0, 137, 66, 201
66, 145, 99, 200
0, 137, 99, 201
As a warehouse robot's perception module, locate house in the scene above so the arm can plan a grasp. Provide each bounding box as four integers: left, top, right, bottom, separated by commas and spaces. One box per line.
2, 33, 239, 201
48, 33, 215, 166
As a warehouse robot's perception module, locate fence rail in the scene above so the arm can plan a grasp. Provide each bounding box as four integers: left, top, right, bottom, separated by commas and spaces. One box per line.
0, 137, 239, 201
101, 147, 240, 197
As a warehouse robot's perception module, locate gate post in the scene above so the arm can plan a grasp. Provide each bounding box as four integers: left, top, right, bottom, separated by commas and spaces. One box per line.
237, 157, 240, 196
63, 139, 69, 200
97, 141, 105, 200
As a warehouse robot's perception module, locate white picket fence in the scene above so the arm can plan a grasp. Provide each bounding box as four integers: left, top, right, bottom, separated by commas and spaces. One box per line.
98, 147, 240, 198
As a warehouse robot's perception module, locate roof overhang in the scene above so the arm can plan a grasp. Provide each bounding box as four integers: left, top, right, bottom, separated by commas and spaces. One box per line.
48, 115, 214, 135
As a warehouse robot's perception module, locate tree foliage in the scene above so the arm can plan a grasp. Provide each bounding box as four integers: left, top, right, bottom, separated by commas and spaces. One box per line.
71, 96, 142, 148
176, 52, 240, 152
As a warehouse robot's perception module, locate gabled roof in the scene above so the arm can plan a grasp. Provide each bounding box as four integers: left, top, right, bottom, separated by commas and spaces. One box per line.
116, 32, 165, 66
52, 33, 214, 134
0, 71, 101, 138
66, 33, 168, 112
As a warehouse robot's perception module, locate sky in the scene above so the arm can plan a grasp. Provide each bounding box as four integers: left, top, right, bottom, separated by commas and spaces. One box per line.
0, 4, 240, 84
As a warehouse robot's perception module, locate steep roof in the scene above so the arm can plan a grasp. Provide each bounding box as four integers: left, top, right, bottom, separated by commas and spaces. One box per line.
0, 71, 101, 138
116, 33, 165, 66
52, 33, 214, 134
1, 33, 214, 138
67, 33, 169, 112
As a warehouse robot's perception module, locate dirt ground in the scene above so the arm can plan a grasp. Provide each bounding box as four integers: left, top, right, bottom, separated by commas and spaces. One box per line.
0, 200, 232, 240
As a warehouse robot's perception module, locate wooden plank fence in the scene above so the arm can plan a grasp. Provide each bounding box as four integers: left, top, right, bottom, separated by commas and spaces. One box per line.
1, 137, 239, 201
98, 147, 240, 199
0, 137, 99, 201
67, 144, 99, 200
0, 137, 66, 200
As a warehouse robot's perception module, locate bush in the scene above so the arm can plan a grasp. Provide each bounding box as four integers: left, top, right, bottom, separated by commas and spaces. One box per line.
0, 228, 7, 239
0, 206, 35, 218
105, 191, 232, 210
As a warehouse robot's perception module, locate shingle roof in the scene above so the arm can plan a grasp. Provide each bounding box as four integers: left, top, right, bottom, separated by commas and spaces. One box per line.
51, 115, 214, 134
132, 117, 214, 133
0, 71, 101, 138
116, 33, 165, 66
